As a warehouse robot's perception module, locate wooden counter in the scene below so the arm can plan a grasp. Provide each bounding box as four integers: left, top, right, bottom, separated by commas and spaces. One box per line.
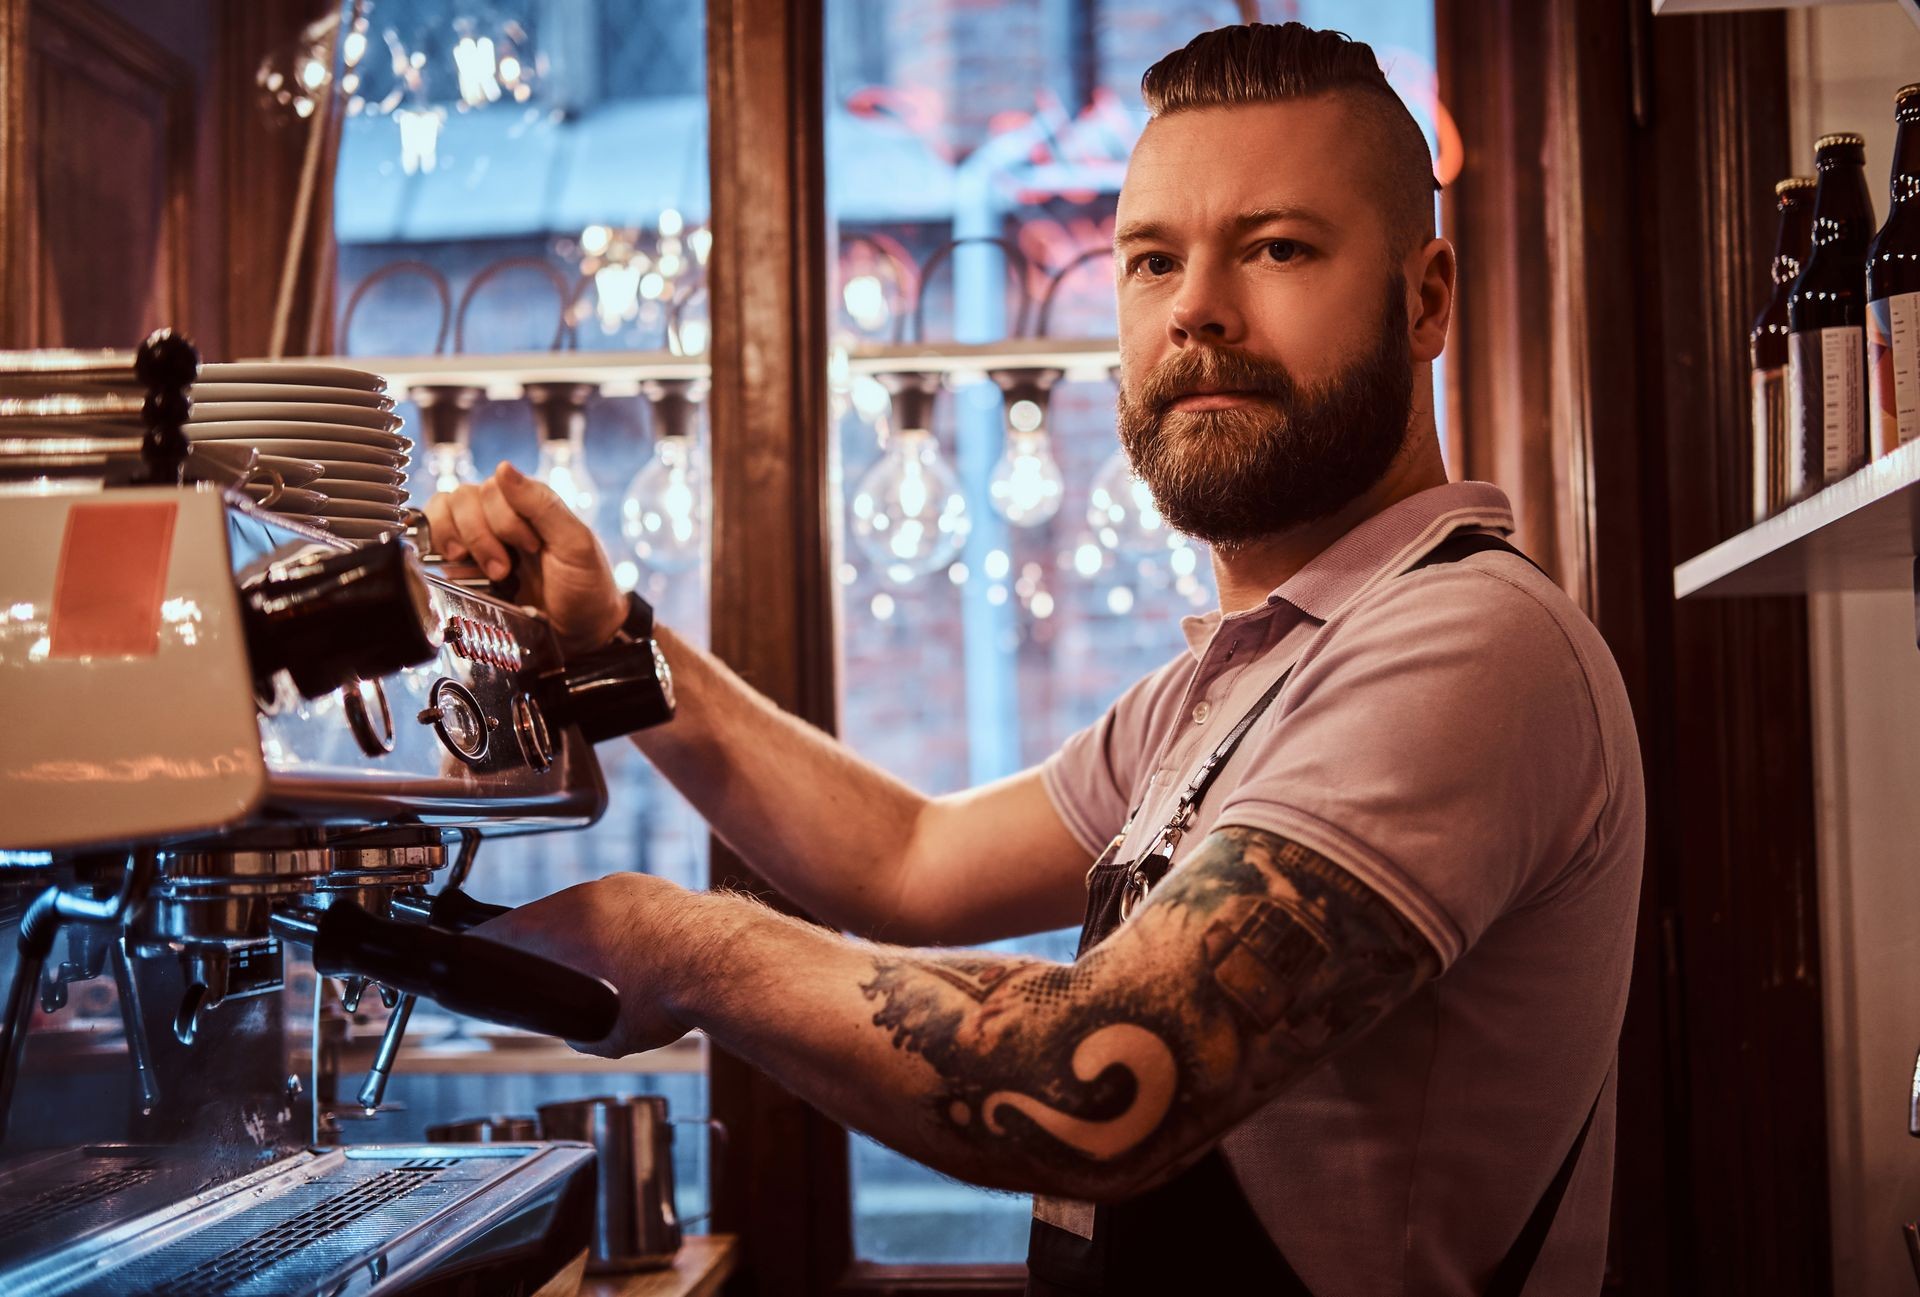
576, 1235, 739, 1297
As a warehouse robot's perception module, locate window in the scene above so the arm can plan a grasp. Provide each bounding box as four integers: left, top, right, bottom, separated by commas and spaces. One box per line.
328, 0, 713, 1218
821, 0, 1442, 1266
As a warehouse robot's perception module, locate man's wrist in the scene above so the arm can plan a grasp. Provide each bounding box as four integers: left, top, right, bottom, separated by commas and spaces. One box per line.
656, 889, 745, 1027
588, 590, 629, 650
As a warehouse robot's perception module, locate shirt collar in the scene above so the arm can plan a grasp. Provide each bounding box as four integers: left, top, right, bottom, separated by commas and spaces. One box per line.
1177, 480, 1518, 659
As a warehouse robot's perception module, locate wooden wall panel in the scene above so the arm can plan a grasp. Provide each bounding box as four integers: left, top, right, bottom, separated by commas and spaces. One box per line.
1441, 3, 1830, 1293
2, 0, 194, 349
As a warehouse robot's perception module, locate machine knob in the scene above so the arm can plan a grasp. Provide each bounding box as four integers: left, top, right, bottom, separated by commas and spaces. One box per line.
241, 538, 441, 699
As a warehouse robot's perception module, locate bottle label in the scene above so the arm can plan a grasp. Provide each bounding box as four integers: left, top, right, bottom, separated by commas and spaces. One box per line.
1752, 366, 1787, 522
1868, 291, 1920, 455
1789, 326, 1866, 490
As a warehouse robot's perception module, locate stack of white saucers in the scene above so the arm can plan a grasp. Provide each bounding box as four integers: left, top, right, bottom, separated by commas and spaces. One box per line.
188, 362, 411, 541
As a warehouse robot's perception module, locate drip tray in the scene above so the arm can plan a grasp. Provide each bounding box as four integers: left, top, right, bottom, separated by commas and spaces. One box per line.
0, 1143, 596, 1297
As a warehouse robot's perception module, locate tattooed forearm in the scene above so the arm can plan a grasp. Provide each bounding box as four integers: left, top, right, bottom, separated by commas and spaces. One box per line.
855, 826, 1436, 1197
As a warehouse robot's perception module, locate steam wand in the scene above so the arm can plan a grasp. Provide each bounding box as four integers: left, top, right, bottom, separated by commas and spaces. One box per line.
0, 850, 155, 1144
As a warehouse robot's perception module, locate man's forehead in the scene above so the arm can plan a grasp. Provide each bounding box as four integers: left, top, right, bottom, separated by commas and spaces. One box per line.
1117, 99, 1381, 235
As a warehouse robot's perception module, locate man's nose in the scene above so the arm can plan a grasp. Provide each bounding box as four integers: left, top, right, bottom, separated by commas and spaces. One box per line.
1167, 260, 1247, 347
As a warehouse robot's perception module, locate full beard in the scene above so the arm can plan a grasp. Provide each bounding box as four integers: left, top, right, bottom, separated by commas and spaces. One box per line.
1114, 275, 1416, 549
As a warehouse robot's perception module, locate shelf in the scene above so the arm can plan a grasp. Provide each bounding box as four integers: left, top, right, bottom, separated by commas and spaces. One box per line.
289, 337, 1120, 398
296, 1032, 709, 1076
840, 337, 1119, 381
1651, 0, 1920, 33
577, 1235, 738, 1297
1674, 439, 1920, 598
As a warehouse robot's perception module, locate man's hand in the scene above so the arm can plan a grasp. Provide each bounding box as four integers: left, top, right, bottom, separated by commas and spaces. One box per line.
424, 462, 626, 653
471, 872, 703, 1057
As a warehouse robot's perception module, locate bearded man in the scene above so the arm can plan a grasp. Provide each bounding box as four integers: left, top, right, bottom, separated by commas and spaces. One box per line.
428, 21, 1644, 1297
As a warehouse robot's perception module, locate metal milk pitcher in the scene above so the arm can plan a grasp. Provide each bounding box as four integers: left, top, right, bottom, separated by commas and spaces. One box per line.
536, 1094, 721, 1272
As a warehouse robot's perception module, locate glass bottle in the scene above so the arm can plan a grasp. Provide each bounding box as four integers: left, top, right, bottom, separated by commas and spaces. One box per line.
1868, 84, 1920, 459
1750, 177, 1813, 523
1787, 132, 1876, 496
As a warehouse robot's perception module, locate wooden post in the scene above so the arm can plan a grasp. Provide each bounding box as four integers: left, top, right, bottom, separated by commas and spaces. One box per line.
704, 0, 850, 1291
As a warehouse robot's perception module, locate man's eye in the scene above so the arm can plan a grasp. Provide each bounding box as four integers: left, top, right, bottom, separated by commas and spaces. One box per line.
1135, 253, 1174, 277
1264, 240, 1302, 264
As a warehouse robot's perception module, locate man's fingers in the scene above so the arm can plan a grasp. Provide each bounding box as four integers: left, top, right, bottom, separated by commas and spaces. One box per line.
447, 487, 513, 580
492, 461, 597, 559
422, 494, 466, 559
479, 477, 543, 555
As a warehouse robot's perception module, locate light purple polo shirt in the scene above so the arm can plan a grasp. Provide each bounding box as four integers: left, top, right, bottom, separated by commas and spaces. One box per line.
1041, 481, 1645, 1297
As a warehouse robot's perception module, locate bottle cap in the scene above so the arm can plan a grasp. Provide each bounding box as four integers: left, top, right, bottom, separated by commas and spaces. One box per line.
1814, 131, 1867, 152
1774, 176, 1815, 196
1897, 82, 1920, 104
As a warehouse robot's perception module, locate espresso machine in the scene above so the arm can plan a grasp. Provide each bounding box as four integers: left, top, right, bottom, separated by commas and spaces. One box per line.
0, 335, 660, 1295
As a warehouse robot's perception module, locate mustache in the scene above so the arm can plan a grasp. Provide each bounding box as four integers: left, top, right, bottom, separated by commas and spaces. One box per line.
1126, 345, 1298, 414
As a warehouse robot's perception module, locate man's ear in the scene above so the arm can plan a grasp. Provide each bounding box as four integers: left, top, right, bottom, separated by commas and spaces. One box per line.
1407, 237, 1455, 365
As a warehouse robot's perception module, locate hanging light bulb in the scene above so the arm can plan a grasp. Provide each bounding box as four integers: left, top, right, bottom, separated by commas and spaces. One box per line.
411, 385, 481, 499
622, 379, 708, 573
1086, 449, 1167, 555
850, 374, 969, 581
987, 368, 1065, 527
527, 382, 599, 526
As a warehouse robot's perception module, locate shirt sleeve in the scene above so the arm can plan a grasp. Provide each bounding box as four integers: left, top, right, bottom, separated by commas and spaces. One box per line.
1041, 653, 1191, 858
1211, 567, 1612, 969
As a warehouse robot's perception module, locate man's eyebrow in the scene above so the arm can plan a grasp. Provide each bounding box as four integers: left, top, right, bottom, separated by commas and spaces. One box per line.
1113, 220, 1171, 248
1112, 206, 1338, 249
1223, 206, 1337, 237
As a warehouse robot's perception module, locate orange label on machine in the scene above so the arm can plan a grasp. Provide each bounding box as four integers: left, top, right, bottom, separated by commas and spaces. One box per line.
49, 500, 178, 658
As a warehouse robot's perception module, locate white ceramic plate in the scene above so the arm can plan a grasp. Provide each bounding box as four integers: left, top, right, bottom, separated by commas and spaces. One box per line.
325, 517, 402, 540
200, 362, 386, 392
314, 498, 406, 522
314, 460, 408, 485
317, 478, 408, 504
198, 437, 407, 467
189, 402, 402, 433
186, 421, 409, 452
193, 382, 393, 410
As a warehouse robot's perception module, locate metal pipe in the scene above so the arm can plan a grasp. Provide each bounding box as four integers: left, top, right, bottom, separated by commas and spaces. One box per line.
355, 991, 415, 1114
111, 936, 161, 1116
0, 849, 154, 1145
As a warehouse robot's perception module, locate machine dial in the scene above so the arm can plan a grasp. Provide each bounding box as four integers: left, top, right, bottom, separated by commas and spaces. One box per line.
418, 678, 489, 765
512, 692, 554, 771
341, 677, 395, 756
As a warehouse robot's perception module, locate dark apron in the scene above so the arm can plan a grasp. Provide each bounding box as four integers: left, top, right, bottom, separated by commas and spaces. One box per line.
1024, 532, 1596, 1297
1024, 845, 1315, 1296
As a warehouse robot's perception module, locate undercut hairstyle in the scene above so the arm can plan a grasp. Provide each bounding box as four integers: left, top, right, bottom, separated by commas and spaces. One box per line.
1141, 23, 1438, 257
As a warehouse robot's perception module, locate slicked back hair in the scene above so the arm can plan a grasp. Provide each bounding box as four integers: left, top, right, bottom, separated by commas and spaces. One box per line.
1141, 23, 1438, 258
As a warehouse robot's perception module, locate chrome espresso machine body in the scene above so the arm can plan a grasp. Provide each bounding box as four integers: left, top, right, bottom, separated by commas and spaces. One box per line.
0, 336, 659, 1295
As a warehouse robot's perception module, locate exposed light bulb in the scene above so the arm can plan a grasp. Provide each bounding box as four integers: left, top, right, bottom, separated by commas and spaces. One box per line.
425, 440, 477, 497
988, 431, 1064, 526
395, 106, 445, 175
536, 436, 599, 526
452, 34, 502, 106
1086, 450, 1167, 555
621, 435, 706, 573
987, 369, 1064, 527
850, 429, 970, 580
843, 275, 890, 331
594, 261, 641, 332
